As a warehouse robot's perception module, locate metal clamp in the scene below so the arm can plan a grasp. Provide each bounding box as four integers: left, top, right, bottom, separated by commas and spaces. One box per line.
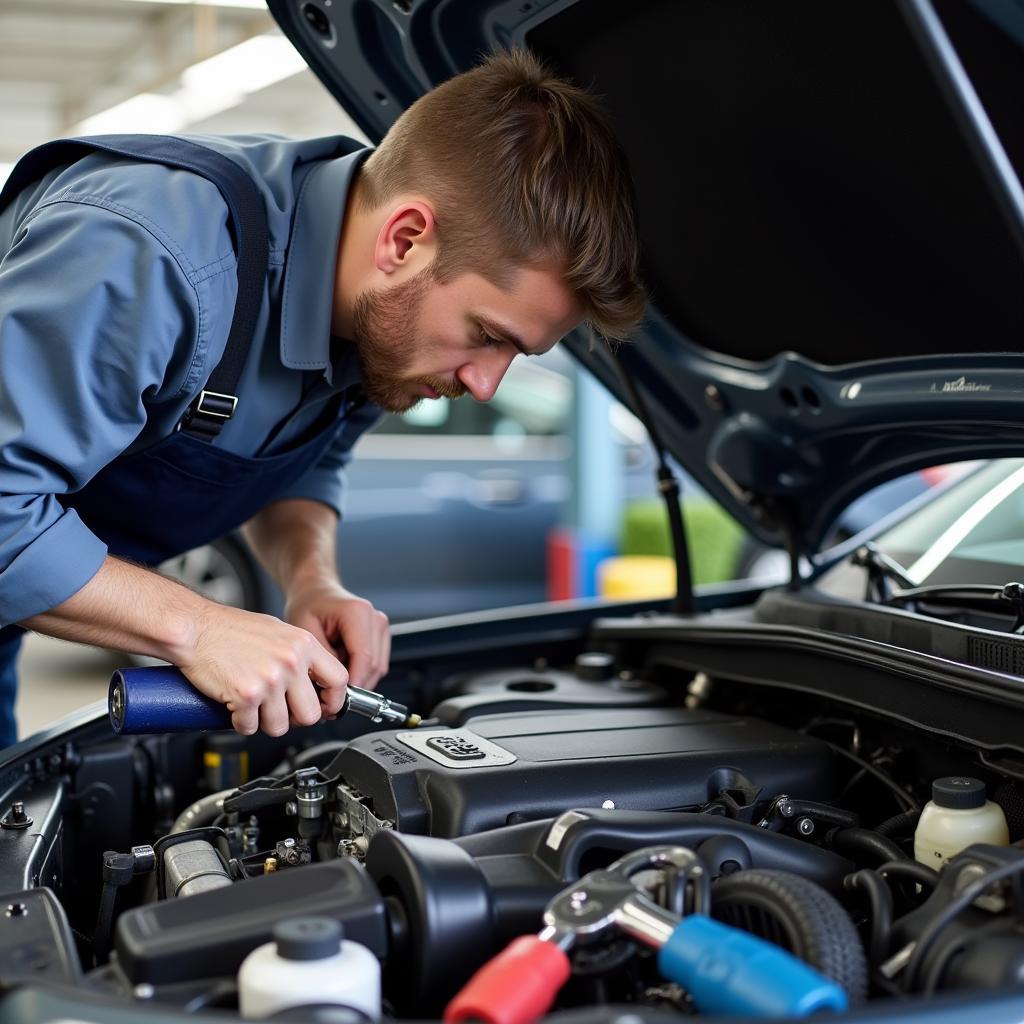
544, 845, 710, 951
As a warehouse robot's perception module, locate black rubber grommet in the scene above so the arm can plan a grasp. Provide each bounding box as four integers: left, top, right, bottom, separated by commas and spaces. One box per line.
712, 868, 868, 1004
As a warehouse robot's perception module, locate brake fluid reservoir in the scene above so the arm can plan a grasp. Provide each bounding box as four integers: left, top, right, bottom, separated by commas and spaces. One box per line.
238, 917, 380, 1020
914, 776, 1009, 868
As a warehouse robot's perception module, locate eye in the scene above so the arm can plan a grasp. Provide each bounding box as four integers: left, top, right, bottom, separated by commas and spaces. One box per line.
478, 326, 501, 348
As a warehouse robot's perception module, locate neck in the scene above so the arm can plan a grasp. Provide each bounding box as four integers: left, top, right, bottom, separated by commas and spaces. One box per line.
331, 173, 374, 339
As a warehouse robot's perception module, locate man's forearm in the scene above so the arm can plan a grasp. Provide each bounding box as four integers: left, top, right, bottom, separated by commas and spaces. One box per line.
242, 498, 341, 594
22, 555, 205, 662
23, 548, 350, 736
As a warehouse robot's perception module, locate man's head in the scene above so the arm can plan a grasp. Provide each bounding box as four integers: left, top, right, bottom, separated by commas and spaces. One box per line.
334, 48, 645, 413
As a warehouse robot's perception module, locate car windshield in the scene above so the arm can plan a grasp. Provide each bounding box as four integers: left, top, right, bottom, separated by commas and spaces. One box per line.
860, 459, 1024, 588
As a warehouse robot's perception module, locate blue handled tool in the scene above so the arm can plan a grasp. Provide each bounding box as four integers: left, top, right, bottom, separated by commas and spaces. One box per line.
657, 914, 847, 1017
108, 665, 420, 735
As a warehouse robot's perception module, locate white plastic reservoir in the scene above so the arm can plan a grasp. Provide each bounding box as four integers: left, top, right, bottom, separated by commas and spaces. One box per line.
914, 776, 1009, 868
238, 916, 381, 1020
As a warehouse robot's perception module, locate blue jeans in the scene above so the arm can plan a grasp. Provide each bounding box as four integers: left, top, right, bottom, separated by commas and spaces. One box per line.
0, 626, 22, 749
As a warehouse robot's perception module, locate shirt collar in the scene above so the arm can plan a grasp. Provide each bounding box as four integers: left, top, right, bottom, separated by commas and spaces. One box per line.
279, 145, 371, 385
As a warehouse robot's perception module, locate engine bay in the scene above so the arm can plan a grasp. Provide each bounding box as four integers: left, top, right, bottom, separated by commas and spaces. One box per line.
3, 617, 1024, 1023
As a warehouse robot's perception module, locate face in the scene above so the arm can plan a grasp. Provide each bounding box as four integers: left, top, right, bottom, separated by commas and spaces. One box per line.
351, 262, 583, 413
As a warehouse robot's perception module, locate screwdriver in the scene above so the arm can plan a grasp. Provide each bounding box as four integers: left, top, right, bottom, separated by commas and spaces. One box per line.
108, 665, 422, 735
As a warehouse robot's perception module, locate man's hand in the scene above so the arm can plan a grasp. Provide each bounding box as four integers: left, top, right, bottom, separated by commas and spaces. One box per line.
24, 555, 348, 738
179, 602, 349, 736
243, 499, 392, 692
284, 578, 390, 691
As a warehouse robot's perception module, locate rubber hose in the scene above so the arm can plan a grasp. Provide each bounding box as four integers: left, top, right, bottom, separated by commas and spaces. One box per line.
843, 870, 893, 966
830, 827, 908, 865
878, 859, 940, 890
170, 788, 235, 834
711, 868, 868, 1004
874, 809, 921, 839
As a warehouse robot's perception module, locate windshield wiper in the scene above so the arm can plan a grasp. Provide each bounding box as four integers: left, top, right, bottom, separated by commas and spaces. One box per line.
850, 544, 1024, 632
886, 581, 1024, 633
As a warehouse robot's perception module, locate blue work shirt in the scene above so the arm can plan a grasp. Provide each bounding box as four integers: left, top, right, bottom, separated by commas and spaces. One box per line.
0, 134, 381, 627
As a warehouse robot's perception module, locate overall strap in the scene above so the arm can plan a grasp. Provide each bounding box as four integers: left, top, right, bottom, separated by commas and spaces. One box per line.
0, 135, 269, 440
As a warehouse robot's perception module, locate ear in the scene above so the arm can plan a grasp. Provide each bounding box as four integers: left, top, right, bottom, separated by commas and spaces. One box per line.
373, 201, 437, 275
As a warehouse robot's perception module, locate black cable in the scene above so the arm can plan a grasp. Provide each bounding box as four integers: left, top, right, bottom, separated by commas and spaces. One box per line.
904, 857, 1024, 990
821, 740, 919, 813
270, 741, 346, 777
844, 870, 893, 966
610, 345, 693, 615
93, 851, 135, 966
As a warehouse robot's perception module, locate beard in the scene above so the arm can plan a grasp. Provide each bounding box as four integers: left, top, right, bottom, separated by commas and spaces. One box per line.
350, 267, 468, 413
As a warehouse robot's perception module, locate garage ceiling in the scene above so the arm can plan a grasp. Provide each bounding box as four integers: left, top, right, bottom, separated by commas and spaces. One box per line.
0, 0, 366, 180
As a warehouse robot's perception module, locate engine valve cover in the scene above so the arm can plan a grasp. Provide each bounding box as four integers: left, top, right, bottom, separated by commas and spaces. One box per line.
329, 706, 836, 837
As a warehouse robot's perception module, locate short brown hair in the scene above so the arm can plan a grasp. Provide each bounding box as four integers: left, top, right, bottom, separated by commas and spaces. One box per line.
358, 48, 645, 340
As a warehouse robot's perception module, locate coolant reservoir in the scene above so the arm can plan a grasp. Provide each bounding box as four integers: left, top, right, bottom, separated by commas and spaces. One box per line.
914, 776, 1009, 868
238, 917, 380, 1020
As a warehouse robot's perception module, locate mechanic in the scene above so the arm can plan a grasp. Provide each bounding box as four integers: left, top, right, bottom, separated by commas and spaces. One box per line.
0, 49, 645, 746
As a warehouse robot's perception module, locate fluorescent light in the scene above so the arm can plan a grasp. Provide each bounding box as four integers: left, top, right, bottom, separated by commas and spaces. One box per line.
182, 34, 306, 100
78, 93, 186, 135
118, 0, 269, 9
74, 34, 306, 133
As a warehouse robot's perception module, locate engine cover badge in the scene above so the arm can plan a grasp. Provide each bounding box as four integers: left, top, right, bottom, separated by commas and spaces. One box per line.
395, 729, 517, 769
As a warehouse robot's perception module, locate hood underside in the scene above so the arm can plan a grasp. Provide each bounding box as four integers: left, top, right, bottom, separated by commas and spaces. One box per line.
268, 0, 1024, 552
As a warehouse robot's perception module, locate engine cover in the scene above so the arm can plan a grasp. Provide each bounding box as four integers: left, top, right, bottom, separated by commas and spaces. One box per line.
329, 706, 835, 838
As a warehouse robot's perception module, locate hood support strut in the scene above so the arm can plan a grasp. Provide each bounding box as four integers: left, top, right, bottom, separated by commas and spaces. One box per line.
612, 347, 694, 615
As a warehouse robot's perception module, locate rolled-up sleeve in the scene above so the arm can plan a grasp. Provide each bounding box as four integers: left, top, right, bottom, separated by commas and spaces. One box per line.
273, 402, 382, 516
0, 198, 195, 625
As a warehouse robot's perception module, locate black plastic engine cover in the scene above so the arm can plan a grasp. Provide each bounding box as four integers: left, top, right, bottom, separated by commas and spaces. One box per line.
114, 858, 387, 984
331, 706, 836, 837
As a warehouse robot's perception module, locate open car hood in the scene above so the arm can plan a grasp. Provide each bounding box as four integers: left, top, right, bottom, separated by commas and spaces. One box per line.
268, 0, 1024, 554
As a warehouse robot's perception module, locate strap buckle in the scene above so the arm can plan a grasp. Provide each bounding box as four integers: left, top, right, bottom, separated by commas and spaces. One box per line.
194, 390, 238, 419
179, 389, 238, 440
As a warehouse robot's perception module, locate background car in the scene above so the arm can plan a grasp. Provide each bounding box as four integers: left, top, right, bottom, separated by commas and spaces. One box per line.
159, 347, 662, 622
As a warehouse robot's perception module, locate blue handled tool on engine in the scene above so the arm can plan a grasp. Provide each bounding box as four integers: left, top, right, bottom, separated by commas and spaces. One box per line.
445, 845, 848, 1024
108, 665, 421, 734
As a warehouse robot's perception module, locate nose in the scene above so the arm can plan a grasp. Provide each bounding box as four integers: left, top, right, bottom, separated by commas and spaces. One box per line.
457, 348, 516, 403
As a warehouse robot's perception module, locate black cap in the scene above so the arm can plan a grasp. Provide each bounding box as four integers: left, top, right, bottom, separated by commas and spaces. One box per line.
932, 777, 986, 810
274, 918, 343, 961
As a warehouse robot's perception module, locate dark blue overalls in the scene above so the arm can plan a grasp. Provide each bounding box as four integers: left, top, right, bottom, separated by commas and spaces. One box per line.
0, 136, 352, 747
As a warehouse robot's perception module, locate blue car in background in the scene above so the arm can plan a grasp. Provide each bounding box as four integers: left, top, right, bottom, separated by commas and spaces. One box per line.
160, 347, 659, 621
